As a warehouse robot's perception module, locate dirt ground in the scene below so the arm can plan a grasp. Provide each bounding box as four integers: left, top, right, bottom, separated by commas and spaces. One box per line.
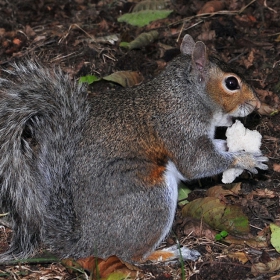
0, 0, 279, 279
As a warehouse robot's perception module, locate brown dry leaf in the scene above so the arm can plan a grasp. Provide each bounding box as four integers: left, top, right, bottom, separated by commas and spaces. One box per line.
247, 14, 257, 22
228, 251, 249, 264
98, 18, 109, 31
133, 0, 167, 12
258, 102, 279, 116
103, 71, 144, 87
257, 225, 271, 239
197, 22, 215, 41
63, 256, 137, 279
2, 40, 10, 48
62, 258, 85, 274
228, 0, 239, 10
33, 35, 47, 43
157, 42, 174, 53
240, 196, 275, 222
25, 25, 36, 37
225, 235, 268, 248
156, 60, 167, 71
0, 28, 5, 36
13, 38, 22, 46
197, 0, 225, 14
92, 256, 137, 279
235, 14, 256, 26
206, 182, 241, 198
255, 88, 280, 109
182, 217, 216, 240
271, 275, 280, 280
243, 49, 254, 69
251, 258, 280, 275
273, 163, 280, 172
250, 188, 277, 198
197, 30, 216, 41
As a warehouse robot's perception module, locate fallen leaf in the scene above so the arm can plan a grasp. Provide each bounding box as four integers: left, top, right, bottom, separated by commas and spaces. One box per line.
133, 0, 167, 12
258, 102, 279, 116
178, 182, 192, 205
63, 256, 137, 279
13, 38, 22, 46
252, 258, 280, 275
247, 14, 257, 22
259, 250, 271, 263
206, 182, 241, 198
182, 197, 249, 234
273, 163, 280, 172
94, 34, 120, 45
79, 74, 100, 84
118, 10, 173, 27
197, 30, 216, 41
228, 251, 249, 264
250, 188, 276, 198
225, 235, 268, 248
182, 217, 216, 240
98, 19, 109, 31
120, 30, 159, 50
198, 0, 225, 14
255, 88, 280, 111
155, 59, 167, 71
270, 224, 280, 253
103, 71, 144, 87
33, 35, 47, 43
25, 25, 36, 37
243, 49, 254, 69
0, 28, 5, 36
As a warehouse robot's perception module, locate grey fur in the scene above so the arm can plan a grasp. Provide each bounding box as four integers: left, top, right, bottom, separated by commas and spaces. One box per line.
0, 35, 267, 263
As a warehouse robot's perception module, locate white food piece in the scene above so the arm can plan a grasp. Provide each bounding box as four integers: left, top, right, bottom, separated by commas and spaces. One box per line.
222, 168, 244, 184
222, 120, 262, 183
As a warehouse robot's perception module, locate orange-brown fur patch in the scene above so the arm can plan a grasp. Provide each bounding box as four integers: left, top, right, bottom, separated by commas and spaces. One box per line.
206, 66, 258, 114
146, 250, 175, 262
138, 133, 171, 186
149, 164, 166, 185
143, 144, 169, 186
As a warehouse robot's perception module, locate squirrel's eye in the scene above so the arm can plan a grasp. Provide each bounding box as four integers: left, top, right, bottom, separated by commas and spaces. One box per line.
225, 76, 240, 91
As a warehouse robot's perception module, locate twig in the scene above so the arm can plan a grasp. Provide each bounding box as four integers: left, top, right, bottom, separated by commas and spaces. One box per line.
173, 0, 258, 39
264, 0, 277, 13
59, 23, 95, 44
173, 5, 256, 27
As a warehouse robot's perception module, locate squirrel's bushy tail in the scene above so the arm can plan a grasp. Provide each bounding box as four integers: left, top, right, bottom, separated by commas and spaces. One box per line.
0, 61, 89, 261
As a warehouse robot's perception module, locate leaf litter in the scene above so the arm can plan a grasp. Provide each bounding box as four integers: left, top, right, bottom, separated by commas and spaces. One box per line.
0, 0, 280, 279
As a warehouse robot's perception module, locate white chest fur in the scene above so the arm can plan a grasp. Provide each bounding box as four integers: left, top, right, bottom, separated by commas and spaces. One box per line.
157, 161, 185, 243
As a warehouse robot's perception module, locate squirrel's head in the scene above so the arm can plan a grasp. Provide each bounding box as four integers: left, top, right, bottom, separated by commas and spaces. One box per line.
180, 34, 261, 118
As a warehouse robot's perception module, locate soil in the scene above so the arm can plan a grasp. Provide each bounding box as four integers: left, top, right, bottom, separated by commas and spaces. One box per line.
0, 0, 279, 279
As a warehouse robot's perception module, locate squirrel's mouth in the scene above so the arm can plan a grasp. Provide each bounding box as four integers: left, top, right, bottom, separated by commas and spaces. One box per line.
228, 98, 261, 118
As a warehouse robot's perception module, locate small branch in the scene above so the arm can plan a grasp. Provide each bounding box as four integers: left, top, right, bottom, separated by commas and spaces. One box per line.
171, 0, 257, 28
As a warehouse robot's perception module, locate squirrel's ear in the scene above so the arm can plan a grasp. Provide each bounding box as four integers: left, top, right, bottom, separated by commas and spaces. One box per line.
180, 34, 195, 55
191, 41, 208, 80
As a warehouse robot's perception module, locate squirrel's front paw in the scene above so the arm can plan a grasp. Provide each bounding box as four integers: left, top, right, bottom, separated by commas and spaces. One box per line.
222, 152, 268, 184
232, 152, 268, 174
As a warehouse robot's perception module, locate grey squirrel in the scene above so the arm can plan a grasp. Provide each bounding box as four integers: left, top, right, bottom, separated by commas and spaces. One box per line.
0, 34, 267, 264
